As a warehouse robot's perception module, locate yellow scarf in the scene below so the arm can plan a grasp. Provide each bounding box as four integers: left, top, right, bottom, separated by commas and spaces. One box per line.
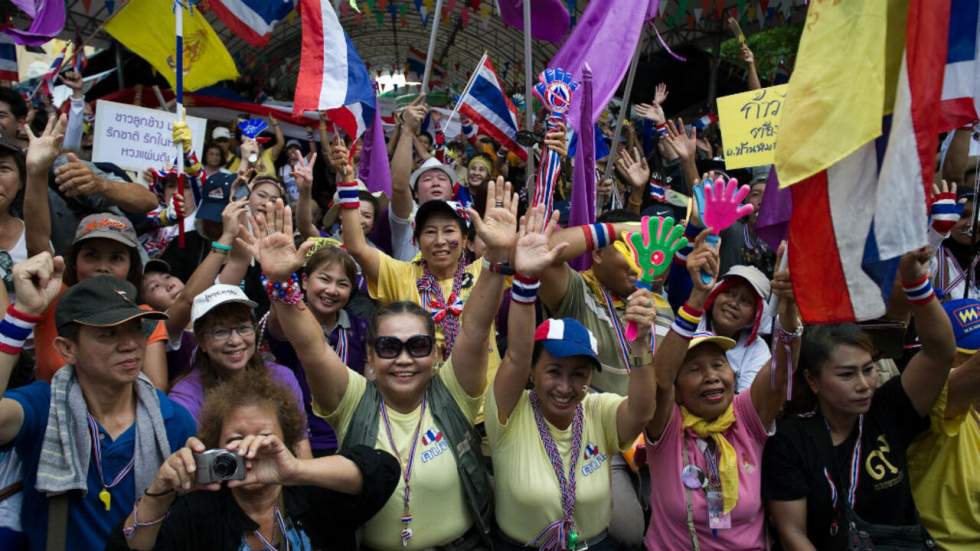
680, 404, 739, 514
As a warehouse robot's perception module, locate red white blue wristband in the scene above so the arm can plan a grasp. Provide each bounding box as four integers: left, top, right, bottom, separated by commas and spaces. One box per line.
655, 123, 668, 137
902, 275, 935, 305
336, 181, 360, 209
511, 274, 540, 304
583, 223, 615, 250
0, 305, 40, 355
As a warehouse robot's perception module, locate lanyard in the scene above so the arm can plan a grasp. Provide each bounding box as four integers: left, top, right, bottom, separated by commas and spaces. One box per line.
379, 396, 428, 546
599, 289, 633, 372
252, 506, 290, 551
330, 325, 349, 366
87, 414, 135, 511
528, 390, 585, 551
823, 415, 863, 509
938, 245, 980, 297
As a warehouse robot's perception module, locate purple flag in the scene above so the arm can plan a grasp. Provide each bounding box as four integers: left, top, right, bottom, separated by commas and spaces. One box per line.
569, 66, 595, 271
756, 167, 793, 251
548, 0, 657, 133
498, 0, 570, 44
358, 106, 392, 198
3, 0, 65, 46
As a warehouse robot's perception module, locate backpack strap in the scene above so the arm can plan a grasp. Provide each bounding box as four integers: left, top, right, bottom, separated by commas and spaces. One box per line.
46, 493, 69, 551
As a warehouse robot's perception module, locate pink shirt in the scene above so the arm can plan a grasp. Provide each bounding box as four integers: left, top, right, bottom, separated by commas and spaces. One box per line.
644, 392, 770, 551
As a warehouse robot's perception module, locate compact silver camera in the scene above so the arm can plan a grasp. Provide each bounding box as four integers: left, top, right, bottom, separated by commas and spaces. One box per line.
194, 449, 246, 484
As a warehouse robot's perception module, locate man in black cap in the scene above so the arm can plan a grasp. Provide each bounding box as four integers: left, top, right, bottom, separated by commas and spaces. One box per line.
0, 252, 195, 551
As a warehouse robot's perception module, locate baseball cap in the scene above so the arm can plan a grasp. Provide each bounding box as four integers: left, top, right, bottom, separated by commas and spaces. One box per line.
211, 127, 232, 141
285, 139, 302, 150
143, 258, 171, 275
719, 265, 770, 300
321, 179, 390, 228
410, 157, 457, 191
534, 318, 601, 370
73, 213, 140, 249
943, 298, 980, 354
197, 172, 236, 223
751, 165, 771, 183
687, 331, 737, 354
413, 200, 471, 240
191, 284, 258, 326
56, 276, 167, 334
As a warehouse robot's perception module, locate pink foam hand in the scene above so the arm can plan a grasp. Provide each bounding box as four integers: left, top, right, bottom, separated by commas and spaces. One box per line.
702, 177, 754, 235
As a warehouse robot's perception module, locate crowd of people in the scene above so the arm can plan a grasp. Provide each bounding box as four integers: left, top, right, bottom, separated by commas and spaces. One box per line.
0, 43, 977, 551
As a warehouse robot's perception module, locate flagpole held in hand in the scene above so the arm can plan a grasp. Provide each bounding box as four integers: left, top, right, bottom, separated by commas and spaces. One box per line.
175, 0, 186, 248
421, 0, 444, 94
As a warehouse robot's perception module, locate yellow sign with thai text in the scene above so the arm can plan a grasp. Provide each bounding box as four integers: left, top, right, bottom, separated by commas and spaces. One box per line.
717, 84, 788, 170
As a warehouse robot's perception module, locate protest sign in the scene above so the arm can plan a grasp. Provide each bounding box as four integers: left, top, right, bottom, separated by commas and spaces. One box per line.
92, 100, 206, 173
717, 84, 788, 170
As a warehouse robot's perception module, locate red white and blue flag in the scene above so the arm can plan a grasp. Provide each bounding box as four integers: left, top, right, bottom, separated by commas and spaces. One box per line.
421, 429, 442, 446
293, 0, 376, 138
939, 0, 979, 131
208, 0, 296, 47
788, 0, 949, 323
456, 54, 527, 161
0, 35, 17, 82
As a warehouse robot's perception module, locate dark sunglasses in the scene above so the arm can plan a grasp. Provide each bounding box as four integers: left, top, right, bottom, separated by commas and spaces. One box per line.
374, 335, 435, 359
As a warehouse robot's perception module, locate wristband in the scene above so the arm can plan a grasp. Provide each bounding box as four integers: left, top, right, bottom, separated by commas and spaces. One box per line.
671, 303, 703, 339
630, 351, 654, 368
482, 258, 516, 276
143, 486, 175, 497
655, 123, 668, 137
211, 241, 232, 253
336, 181, 360, 209
122, 497, 170, 539
260, 273, 303, 305
902, 275, 935, 305
929, 192, 962, 234
511, 274, 540, 304
0, 305, 41, 356
584, 223, 615, 250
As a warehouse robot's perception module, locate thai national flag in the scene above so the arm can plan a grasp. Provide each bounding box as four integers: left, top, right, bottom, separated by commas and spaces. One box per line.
939, 0, 979, 131
456, 53, 528, 161
693, 113, 718, 130
0, 36, 17, 82
293, 0, 376, 138
584, 444, 600, 460
406, 46, 443, 87
208, 0, 296, 47
39, 43, 69, 95
421, 429, 442, 446
788, 0, 947, 323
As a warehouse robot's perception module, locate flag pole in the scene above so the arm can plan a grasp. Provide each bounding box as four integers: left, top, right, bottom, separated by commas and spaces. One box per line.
522, 0, 535, 195
421, 0, 444, 94
600, 41, 642, 209
175, 1, 186, 247
448, 51, 487, 122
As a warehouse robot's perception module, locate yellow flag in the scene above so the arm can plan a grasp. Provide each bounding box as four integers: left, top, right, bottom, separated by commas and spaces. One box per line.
773, 1, 889, 188
105, 0, 238, 92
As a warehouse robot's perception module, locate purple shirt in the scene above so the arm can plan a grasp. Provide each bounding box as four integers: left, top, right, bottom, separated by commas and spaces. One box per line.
168, 361, 306, 425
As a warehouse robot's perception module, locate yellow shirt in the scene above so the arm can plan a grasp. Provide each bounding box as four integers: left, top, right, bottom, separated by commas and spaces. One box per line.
485, 384, 628, 544
368, 251, 502, 384
315, 364, 482, 551
908, 387, 980, 550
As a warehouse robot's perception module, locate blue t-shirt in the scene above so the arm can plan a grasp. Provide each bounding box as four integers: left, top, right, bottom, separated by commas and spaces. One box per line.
5, 381, 196, 551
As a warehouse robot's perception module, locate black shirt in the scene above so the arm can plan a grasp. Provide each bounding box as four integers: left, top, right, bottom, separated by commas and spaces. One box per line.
105, 446, 398, 551
762, 377, 930, 550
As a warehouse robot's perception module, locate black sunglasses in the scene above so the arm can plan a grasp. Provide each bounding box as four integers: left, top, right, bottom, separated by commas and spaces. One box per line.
374, 335, 435, 359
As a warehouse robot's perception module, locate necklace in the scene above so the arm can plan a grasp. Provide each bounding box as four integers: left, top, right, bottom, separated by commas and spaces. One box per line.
87, 414, 135, 512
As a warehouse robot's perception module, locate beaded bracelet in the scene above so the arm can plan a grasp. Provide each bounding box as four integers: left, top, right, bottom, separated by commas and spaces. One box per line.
336, 181, 360, 210
260, 273, 303, 305
902, 275, 935, 305
511, 274, 540, 304
670, 302, 703, 339
0, 305, 41, 356
122, 497, 170, 539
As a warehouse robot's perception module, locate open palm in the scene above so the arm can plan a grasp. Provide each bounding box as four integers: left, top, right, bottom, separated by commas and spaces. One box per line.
513, 206, 568, 278
469, 177, 518, 255
237, 199, 313, 281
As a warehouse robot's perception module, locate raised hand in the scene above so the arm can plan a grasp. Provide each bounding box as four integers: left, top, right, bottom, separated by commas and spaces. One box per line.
220, 198, 249, 243
662, 118, 697, 162
237, 199, 314, 281
467, 176, 518, 260
771, 243, 799, 327
654, 83, 669, 105
24, 113, 67, 174
740, 43, 755, 66
10, 252, 65, 316
686, 229, 720, 294
615, 146, 651, 192
634, 102, 665, 124
543, 122, 568, 158
929, 179, 961, 235
54, 152, 105, 198
401, 95, 428, 132
226, 434, 298, 488
623, 288, 656, 343
513, 205, 568, 278
328, 138, 354, 181
703, 176, 753, 234
898, 246, 934, 285
293, 152, 317, 193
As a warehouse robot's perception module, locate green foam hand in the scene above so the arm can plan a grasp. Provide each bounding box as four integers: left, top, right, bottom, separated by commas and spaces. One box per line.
622, 216, 688, 341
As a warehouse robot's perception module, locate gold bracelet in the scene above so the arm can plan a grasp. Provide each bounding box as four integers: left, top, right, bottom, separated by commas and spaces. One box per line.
630, 352, 654, 368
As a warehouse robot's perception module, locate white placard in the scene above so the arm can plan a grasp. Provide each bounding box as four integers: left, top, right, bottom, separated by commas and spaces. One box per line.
92, 100, 206, 173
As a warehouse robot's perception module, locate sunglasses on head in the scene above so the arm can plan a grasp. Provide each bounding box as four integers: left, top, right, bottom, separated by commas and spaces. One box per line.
373, 335, 435, 359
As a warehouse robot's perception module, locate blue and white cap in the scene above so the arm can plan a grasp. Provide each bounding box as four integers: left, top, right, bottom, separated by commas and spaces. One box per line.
534, 318, 600, 369
943, 298, 980, 354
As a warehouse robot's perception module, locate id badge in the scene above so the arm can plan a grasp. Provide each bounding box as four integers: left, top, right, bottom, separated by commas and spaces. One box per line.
706, 489, 732, 530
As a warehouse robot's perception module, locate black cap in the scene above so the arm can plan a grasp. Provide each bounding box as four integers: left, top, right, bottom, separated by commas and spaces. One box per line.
56, 276, 167, 335
197, 172, 236, 223
412, 200, 471, 241
143, 258, 171, 275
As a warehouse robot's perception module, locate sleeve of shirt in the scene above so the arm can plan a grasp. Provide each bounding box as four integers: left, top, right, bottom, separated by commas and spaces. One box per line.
167, 375, 203, 422
550, 266, 586, 318
734, 391, 770, 444
874, 377, 931, 448
313, 369, 367, 446
321, 445, 401, 524
270, 364, 309, 425
63, 97, 85, 152
762, 425, 811, 501
590, 392, 629, 452
4, 382, 50, 446
926, 385, 966, 437
388, 205, 419, 261
438, 360, 484, 423
366, 250, 417, 304
484, 384, 526, 446
146, 316, 169, 345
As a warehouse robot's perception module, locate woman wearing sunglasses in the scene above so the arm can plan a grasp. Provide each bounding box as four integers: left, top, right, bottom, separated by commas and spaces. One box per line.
168, 284, 312, 458
239, 196, 515, 550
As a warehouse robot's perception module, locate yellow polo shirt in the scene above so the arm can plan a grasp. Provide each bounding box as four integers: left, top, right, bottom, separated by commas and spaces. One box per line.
315, 363, 482, 551
486, 384, 628, 544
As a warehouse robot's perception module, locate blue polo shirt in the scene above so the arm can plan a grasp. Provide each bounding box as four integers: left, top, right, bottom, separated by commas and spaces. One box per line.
4, 381, 196, 551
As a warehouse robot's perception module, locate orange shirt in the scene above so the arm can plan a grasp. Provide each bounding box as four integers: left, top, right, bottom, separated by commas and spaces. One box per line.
33, 283, 169, 382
